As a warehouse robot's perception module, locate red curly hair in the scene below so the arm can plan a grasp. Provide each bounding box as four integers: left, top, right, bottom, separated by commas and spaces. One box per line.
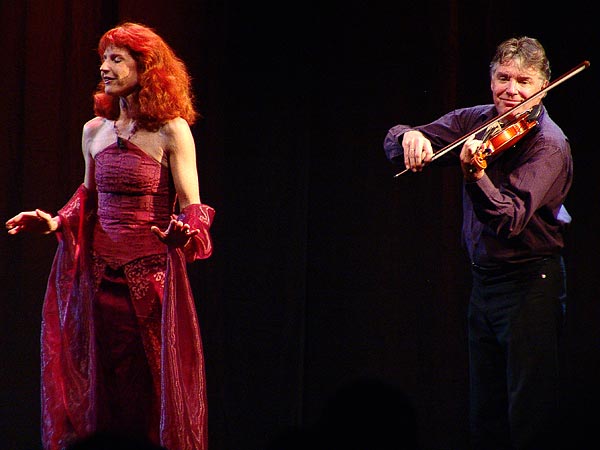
94, 22, 198, 130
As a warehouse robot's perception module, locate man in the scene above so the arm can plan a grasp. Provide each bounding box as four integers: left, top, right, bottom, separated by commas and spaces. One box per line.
383, 37, 572, 449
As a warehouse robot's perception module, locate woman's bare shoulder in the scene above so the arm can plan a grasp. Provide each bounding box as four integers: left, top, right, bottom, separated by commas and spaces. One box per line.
158, 117, 194, 154
160, 117, 191, 136
83, 116, 110, 137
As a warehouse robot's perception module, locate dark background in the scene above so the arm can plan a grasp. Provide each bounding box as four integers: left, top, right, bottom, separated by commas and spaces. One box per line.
1, 1, 598, 449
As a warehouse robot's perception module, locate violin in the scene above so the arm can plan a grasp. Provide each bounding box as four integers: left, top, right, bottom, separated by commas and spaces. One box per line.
394, 60, 590, 178
470, 105, 542, 170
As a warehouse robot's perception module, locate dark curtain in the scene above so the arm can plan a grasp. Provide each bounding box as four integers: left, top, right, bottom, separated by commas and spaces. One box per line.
2, 1, 598, 450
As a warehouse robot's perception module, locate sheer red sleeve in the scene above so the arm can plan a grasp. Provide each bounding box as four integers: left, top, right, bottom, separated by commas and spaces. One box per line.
176, 203, 215, 262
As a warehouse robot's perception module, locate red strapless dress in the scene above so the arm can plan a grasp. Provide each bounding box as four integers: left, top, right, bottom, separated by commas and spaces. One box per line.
40, 139, 214, 450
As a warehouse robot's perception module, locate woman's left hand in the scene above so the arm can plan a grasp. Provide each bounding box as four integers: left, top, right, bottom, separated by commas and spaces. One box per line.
151, 215, 199, 248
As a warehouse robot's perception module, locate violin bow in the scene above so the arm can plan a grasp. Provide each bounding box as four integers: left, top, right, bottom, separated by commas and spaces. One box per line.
394, 60, 590, 178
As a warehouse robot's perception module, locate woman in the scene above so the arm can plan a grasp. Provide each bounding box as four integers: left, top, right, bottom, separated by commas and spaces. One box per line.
6, 22, 214, 450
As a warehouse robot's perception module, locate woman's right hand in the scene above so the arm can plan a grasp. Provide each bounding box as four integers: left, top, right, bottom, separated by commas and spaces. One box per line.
6, 209, 60, 235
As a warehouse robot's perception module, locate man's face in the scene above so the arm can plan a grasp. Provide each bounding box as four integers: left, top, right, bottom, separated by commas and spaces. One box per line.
491, 59, 548, 117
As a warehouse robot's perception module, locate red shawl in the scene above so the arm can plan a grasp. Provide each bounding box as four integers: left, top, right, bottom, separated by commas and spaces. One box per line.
41, 184, 214, 450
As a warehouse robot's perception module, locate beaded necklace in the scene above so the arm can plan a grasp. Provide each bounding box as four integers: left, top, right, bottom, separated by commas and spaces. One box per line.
114, 120, 138, 149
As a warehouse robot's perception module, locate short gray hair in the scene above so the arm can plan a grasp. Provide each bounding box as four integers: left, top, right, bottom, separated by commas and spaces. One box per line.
490, 36, 551, 81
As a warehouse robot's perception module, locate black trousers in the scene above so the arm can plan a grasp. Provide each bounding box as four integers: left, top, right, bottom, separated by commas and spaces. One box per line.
468, 255, 566, 450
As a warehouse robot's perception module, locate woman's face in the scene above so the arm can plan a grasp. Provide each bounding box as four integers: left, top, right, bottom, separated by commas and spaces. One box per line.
100, 45, 139, 97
